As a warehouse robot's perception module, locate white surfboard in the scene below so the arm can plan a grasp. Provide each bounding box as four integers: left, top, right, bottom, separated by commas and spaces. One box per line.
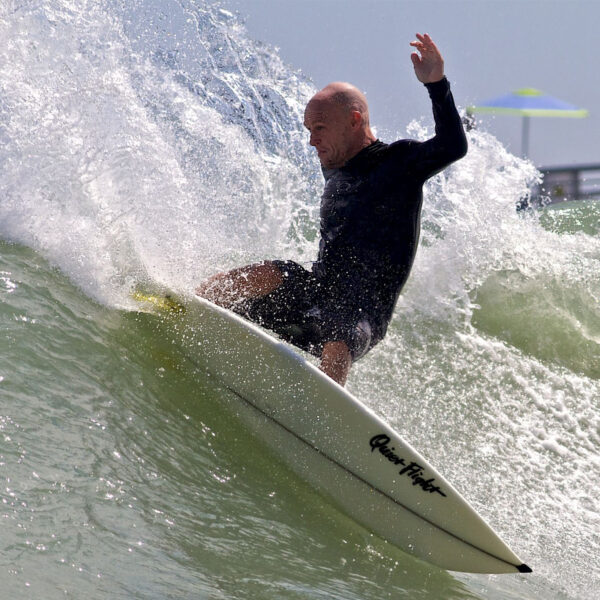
133, 290, 531, 574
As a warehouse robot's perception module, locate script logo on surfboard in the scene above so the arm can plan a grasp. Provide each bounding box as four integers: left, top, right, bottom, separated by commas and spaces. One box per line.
369, 434, 447, 497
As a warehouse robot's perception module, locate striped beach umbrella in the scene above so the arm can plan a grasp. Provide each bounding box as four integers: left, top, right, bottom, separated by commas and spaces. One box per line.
467, 88, 588, 158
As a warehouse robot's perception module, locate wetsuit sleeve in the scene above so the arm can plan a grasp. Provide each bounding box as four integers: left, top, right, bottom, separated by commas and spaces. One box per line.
405, 77, 468, 181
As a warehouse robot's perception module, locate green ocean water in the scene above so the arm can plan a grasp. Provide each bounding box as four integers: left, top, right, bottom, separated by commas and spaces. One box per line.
2, 208, 598, 599
0, 241, 489, 599
1, 1, 599, 598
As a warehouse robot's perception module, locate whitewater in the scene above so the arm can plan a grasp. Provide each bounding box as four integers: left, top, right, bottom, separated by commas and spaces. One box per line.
1, 1, 598, 598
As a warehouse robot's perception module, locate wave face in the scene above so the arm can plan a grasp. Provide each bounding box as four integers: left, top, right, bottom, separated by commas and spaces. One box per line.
0, 0, 319, 306
1, 2, 599, 599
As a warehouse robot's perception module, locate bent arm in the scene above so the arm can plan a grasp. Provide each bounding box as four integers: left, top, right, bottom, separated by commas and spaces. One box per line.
406, 34, 467, 180
408, 77, 468, 181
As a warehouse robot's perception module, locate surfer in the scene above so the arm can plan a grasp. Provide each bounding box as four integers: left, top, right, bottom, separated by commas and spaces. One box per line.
196, 33, 467, 386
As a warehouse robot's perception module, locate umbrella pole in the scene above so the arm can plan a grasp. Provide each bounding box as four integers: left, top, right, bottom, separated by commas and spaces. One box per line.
521, 116, 530, 158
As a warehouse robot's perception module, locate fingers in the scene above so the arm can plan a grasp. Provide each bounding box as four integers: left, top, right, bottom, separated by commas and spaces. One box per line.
409, 33, 444, 83
415, 33, 433, 45
409, 33, 438, 55
410, 52, 421, 67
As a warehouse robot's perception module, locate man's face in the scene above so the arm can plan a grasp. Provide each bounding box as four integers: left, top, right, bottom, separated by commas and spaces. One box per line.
304, 99, 354, 169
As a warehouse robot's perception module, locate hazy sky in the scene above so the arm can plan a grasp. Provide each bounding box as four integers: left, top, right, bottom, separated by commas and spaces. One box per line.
223, 0, 599, 168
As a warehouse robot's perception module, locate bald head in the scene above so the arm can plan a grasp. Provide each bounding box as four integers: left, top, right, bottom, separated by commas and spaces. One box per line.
304, 82, 376, 168
311, 82, 372, 128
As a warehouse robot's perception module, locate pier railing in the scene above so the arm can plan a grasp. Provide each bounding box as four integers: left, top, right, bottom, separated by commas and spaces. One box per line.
531, 163, 600, 206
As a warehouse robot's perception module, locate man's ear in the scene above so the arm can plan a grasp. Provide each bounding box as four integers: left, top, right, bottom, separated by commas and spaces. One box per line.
350, 110, 362, 129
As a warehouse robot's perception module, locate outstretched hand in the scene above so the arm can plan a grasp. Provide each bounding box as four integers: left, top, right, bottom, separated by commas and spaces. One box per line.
410, 33, 445, 84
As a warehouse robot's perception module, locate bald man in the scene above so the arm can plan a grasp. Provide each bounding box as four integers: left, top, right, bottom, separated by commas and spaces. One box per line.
197, 34, 467, 386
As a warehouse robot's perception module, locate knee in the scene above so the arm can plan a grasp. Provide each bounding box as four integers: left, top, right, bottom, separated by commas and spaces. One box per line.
350, 319, 372, 362
247, 261, 284, 295
196, 261, 283, 307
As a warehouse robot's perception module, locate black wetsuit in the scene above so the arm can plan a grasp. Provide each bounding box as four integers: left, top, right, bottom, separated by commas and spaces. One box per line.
239, 77, 468, 360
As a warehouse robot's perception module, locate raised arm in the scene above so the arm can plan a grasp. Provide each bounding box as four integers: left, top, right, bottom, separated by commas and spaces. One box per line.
405, 33, 468, 180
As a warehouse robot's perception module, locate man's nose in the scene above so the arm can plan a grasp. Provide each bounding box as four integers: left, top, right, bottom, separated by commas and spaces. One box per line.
309, 132, 318, 147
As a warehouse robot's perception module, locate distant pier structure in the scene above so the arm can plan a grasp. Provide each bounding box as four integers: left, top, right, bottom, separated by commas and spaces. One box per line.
529, 163, 600, 207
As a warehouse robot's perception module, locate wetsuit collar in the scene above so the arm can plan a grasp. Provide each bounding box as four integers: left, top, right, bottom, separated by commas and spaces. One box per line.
346, 139, 387, 168
321, 140, 386, 180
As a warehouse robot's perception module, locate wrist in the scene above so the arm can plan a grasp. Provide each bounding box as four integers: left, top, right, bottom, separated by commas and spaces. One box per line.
424, 76, 448, 87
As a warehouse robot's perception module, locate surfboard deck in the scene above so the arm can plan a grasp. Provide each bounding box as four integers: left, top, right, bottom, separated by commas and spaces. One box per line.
132, 289, 531, 574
